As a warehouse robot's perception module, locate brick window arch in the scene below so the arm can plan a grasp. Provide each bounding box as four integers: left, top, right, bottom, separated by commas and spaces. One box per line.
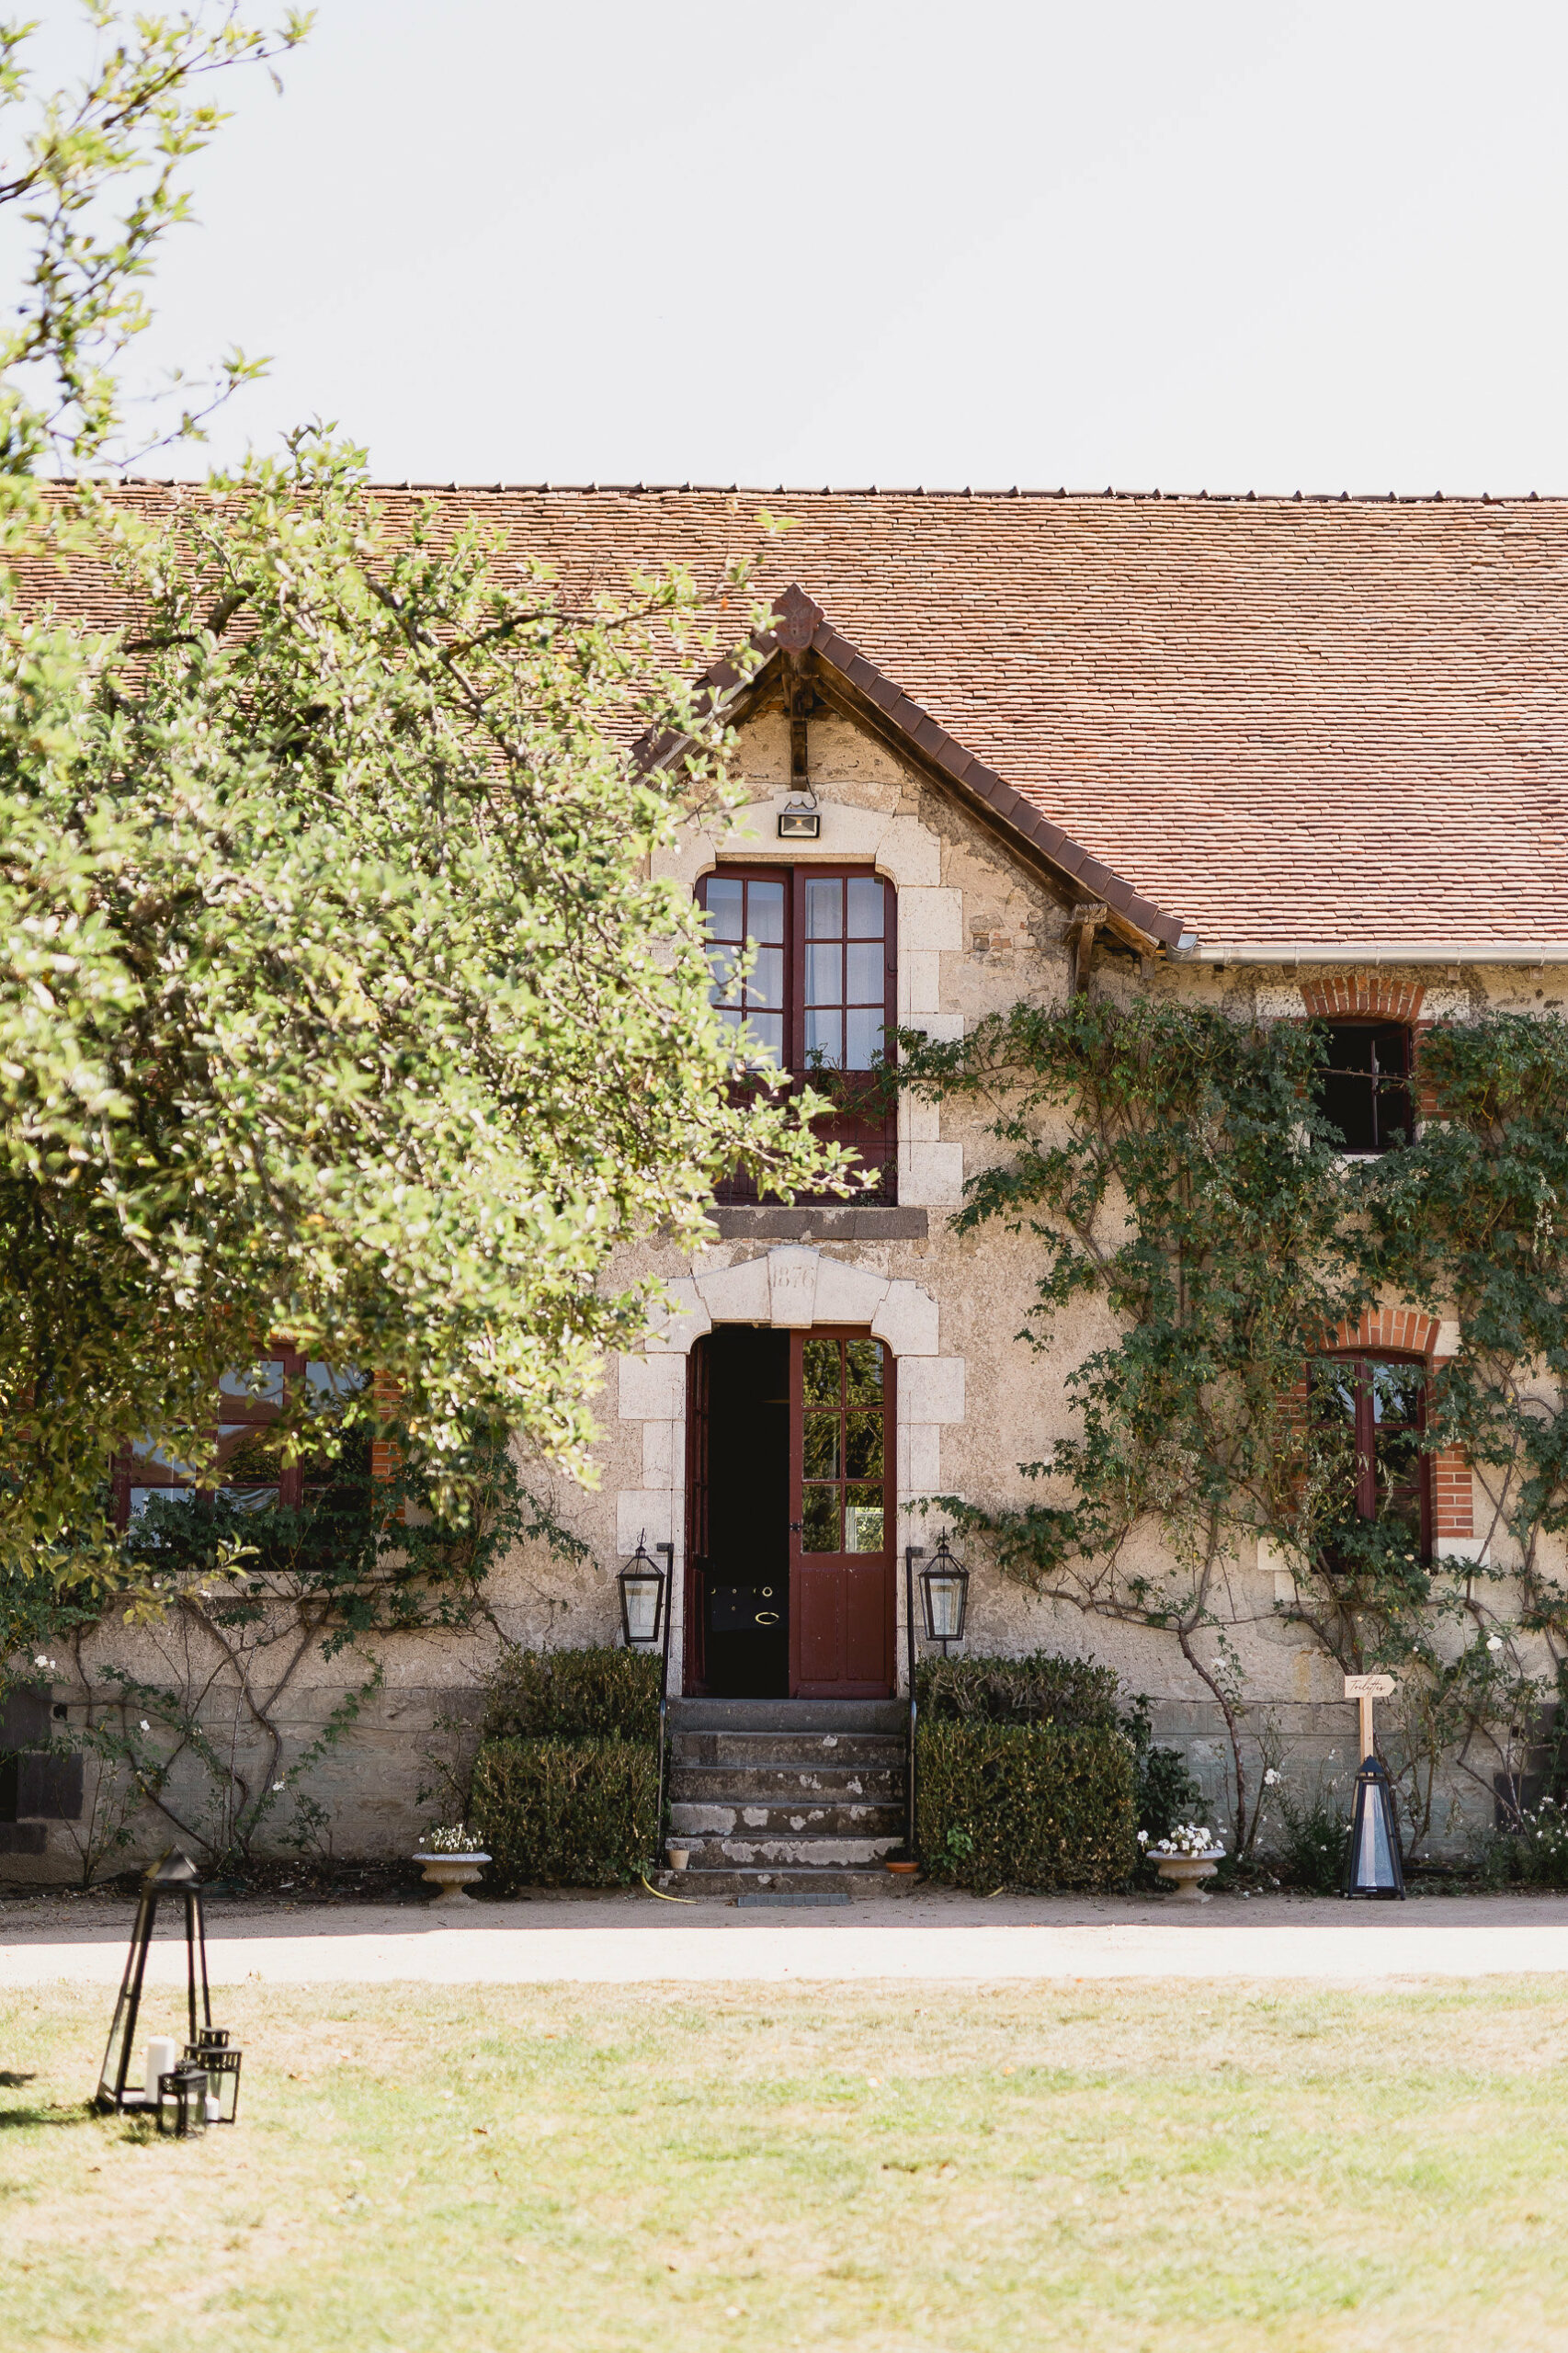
1312, 1309, 1472, 1554
1299, 974, 1438, 1132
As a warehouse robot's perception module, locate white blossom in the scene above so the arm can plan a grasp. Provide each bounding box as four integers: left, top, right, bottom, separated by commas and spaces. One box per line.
1264, 1768, 1280, 1786
139, 1719, 150, 1733
1487, 1636, 1505, 1654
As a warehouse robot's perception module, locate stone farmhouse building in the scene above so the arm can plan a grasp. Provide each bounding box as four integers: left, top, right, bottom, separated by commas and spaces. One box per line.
7, 485, 1568, 1879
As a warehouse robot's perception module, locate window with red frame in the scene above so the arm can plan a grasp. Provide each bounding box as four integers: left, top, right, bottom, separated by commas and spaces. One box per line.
111, 1357, 367, 1530
700, 865, 897, 1203
1310, 1353, 1430, 1564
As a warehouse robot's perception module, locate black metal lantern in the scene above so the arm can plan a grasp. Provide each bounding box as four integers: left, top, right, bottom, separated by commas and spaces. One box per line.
618, 1535, 667, 1649
918, 1533, 970, 1654
187, 2027, 244, 2124
1343, 1752, 1405, 1900
96, 1847, 216, 2113
157, 2061, 209, 2139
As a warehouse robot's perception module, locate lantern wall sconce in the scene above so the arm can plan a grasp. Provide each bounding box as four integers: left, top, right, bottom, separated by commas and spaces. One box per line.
95, 1847, 244, 2120
619, 1535, 673, 1649
916, 1532, 971, 1655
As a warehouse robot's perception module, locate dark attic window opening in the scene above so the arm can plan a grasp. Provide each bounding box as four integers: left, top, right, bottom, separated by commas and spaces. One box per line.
1316, 1021, 1415, 1154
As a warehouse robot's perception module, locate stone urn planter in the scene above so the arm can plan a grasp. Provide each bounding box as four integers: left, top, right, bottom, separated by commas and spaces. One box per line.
1151, 1849, 1224, 1903
413, 1850, 490, 1906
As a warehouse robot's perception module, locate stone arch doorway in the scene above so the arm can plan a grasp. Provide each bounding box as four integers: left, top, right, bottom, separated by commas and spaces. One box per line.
615, 1246, 964, 1697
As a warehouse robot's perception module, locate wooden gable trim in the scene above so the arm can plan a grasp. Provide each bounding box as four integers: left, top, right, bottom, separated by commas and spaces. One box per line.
640, 584, 1192, 959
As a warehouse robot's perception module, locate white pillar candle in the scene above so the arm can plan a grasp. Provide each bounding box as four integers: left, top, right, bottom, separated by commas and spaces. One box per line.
204, 2095, 221, 2123
144, 2036, 177, 2103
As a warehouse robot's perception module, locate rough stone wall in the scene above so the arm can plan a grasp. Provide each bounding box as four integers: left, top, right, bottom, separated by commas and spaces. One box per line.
12, 703, 1561, 1879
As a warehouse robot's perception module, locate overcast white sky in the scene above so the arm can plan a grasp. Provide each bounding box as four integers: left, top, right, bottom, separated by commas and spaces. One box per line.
74, 0, 1568, 492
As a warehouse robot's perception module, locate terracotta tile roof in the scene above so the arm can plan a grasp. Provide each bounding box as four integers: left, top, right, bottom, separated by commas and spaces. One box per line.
647, 581, 1187, 950
57, 483, 1568, 950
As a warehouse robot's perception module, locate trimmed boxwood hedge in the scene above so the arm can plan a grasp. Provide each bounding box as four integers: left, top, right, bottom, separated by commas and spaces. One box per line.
471, 1734, 658, 1891
482, 1643, 660, 1743
915, 1718, 1137, 1893
916, 1650, 1121, 1731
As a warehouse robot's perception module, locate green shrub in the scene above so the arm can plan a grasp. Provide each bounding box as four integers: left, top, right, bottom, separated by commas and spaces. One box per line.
915, 1650, 1120, 1730
1274, 1791, 1349, 1893
1121, 1695, 1206, 1846
1500, 1796, 1568, 1888
471, 1736, 658, 1890
915, 1718, 1137, 1893
482, 1644, 660, 1744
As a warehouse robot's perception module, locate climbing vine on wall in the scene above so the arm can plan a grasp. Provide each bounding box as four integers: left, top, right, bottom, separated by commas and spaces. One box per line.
899, 995, 1568, 1859
1, 1417, 590, 1879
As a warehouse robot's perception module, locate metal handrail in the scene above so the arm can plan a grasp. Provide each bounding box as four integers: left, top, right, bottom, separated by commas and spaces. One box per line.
904, 1544, 923, 1860
654, 1541, 675, 1868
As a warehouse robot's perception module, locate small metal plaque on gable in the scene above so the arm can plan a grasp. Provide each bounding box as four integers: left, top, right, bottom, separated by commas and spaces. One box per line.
1344, 1673, 1396, 1699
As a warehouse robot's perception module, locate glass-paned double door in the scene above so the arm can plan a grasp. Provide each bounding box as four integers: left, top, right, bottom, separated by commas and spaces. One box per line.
685, 1326, 896, 1699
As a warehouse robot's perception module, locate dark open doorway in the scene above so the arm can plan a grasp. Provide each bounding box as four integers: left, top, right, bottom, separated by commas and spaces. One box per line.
687, 1327, 790, 1697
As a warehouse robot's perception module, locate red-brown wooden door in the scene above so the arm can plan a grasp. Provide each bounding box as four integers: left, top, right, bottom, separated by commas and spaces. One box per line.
789, 1330, 896, 1698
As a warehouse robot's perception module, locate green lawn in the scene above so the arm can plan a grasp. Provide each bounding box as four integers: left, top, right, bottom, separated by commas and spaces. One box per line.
4, 1976, 1568, 2350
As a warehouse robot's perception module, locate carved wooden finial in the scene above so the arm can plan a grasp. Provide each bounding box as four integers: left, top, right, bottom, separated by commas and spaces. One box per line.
771, 583, 824, 654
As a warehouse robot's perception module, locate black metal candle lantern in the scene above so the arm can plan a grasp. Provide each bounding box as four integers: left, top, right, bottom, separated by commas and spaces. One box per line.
618, 1536, 667, 1649
96, 1847, 216, 2112
187, 2027, 244, 2123
918, 1533, 971, 1654
1343, 1753, 1405, 1900
157, 2061, 210, 2139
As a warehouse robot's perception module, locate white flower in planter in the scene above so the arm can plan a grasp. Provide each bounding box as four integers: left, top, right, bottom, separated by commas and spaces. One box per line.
1152, 1821, 1223, 1858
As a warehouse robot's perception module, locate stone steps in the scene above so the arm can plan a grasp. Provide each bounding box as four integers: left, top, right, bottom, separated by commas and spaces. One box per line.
669, 1699, 904, 1733
658, 1697, 911, 1902
673, 1829, 902, 1869
665, 1866, 915, 1900
675, 1732, 902, 1768
668, 1764, 903, 1802
668, 1801, 904, 1840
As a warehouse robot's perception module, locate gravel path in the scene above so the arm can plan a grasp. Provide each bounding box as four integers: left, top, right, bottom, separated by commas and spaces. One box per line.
6, 1888, 1568, 1983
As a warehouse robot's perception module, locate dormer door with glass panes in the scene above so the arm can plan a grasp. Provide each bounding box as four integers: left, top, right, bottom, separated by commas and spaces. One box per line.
700, 865, 897, 1202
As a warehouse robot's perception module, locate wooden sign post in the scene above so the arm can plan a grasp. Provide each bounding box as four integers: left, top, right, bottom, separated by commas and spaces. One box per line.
1344, 1672, 1396, 1762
